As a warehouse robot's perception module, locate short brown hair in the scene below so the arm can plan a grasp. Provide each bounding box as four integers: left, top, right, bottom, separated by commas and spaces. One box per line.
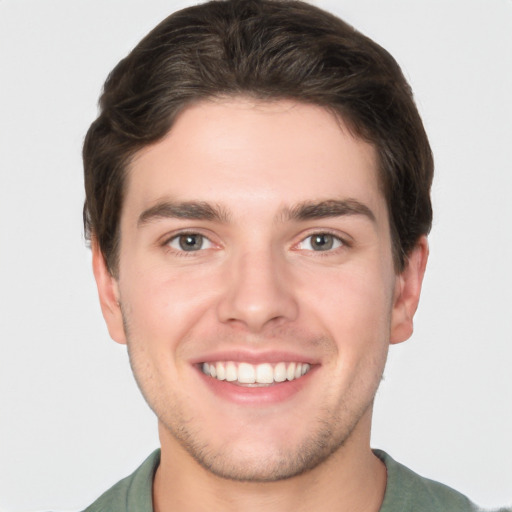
83, 0, 433, 275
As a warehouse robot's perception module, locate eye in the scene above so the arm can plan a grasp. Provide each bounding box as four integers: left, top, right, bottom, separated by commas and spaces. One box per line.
167, 233, 213, 252
297, 233, 344, 252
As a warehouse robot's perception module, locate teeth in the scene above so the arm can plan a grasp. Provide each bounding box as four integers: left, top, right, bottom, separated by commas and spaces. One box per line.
274, 362, 287, 382
256, 363, 274, 384
238, 363, 256, 384
201, 361, 311, 385
286, 362, 296, 381
216, 362, 226, 381
226, 362, 237, 382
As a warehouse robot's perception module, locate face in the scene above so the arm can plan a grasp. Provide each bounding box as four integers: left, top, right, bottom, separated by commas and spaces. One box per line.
94, 98, 426, 482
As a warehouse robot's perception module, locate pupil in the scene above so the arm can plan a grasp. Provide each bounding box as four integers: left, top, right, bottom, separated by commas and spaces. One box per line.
179, 234, 202, 251
312, 234, 333, 251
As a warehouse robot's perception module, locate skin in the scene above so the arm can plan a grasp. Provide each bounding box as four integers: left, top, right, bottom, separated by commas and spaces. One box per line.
93, 98, 428, 512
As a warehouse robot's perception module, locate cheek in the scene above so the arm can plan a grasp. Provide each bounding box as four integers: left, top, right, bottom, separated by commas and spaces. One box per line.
321, 266, 393, 385
301, 263, 395, 344
118, 262, 219, 342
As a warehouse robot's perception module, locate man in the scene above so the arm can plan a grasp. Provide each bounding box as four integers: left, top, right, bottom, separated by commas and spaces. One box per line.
81, 0, 484, 510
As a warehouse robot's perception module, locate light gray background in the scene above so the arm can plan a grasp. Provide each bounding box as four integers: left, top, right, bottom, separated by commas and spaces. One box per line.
1, 1, 511, 510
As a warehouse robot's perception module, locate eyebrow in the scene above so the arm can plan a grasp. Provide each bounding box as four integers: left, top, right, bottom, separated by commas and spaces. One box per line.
137, 198, 376, 227
281, 199, 376, 223
138, 200, 230, 227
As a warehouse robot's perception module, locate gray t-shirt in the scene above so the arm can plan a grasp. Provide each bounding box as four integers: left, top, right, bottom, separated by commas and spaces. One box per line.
82, 449, 502, 511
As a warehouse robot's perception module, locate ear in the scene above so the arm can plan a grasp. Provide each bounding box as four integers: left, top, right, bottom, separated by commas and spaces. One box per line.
390, 236, 429, 344
91, 238, 127, 345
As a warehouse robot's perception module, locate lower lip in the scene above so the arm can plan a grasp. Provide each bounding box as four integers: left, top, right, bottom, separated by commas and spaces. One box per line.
196, 366, 316, 405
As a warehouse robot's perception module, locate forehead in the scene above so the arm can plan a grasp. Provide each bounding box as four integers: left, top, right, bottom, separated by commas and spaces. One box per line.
125, 98, 385, 223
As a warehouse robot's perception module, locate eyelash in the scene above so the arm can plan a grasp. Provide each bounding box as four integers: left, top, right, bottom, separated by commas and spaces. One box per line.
295, 232, 349, 253
162, 231, 215, 256
162, 230, 350, 256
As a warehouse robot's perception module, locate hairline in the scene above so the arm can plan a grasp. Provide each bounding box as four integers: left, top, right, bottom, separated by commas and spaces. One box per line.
94, 94, 402, 277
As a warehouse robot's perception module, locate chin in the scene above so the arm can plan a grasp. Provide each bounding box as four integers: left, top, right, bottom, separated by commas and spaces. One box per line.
162, 408, 361, 483
185, 442, 337, 483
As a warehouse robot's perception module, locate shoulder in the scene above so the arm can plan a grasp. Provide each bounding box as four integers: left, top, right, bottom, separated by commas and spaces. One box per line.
374, 449, 480, 512
81, 449, 160, 512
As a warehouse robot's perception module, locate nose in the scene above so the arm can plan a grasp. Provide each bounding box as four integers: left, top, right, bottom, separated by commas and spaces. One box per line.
216, 248, 299, 333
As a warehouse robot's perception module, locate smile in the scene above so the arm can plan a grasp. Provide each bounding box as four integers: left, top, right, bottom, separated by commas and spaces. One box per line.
201, 361, 312, 385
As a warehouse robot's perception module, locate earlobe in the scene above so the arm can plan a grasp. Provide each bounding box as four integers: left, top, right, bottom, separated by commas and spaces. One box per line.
390, 236, 429, 344
91, 239, 127, 345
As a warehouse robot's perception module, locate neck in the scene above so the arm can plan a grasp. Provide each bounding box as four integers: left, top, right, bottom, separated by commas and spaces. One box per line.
153, 411, 387, 512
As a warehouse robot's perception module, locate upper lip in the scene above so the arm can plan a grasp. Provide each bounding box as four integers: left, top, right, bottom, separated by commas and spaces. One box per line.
189, 349, 320, 365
